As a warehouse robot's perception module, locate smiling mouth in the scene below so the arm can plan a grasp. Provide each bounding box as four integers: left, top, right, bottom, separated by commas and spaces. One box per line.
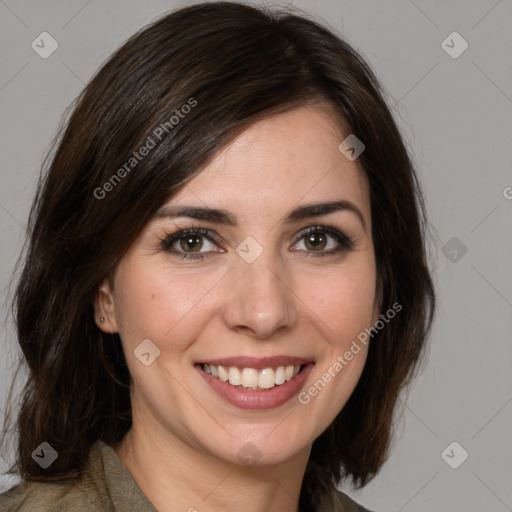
200, 363, 307, 390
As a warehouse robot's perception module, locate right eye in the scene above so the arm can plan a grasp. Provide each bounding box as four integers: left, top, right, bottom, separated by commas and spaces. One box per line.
161, 228, 224, 260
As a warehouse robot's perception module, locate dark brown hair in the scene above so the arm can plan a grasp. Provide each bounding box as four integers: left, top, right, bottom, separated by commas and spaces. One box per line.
1, 2, 435, 510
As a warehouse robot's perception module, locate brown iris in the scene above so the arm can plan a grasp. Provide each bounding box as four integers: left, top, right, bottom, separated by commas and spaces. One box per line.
304, 232, 327, 251
181, 235, 203, 252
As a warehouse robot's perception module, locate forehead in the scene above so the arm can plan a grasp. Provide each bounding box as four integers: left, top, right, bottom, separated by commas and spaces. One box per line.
165, 105, 370, 224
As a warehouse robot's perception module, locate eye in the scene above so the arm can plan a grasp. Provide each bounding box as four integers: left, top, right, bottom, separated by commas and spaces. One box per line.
161, 228, 223, 260
291, 225, 354, 257
161, 225, 354, 260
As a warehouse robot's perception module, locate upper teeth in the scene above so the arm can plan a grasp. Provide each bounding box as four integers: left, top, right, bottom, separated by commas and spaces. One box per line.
203, 364, 302, 389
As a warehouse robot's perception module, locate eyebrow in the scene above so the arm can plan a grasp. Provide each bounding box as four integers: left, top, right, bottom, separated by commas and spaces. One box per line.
154, 200, 366, 232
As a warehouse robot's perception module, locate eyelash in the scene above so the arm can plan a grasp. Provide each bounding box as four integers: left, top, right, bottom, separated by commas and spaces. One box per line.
160, 224, 354, 261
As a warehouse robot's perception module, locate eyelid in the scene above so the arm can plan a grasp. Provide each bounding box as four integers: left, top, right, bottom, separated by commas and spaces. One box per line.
292, 223, 353, 246
160, 228, 223, 251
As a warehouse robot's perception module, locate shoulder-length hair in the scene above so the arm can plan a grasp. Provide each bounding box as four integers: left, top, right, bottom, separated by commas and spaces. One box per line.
2, 2, 435, 509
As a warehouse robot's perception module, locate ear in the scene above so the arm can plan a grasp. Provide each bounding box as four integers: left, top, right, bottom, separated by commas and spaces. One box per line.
93, 277, 118, 333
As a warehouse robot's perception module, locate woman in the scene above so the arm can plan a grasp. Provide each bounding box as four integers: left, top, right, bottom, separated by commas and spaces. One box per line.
0, 2, 435, 511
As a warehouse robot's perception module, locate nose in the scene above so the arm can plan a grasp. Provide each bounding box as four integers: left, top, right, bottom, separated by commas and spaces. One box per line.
222, 251, 298, 339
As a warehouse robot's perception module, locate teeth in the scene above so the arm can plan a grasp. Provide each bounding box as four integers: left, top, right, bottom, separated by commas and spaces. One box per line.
218, 365, 229, 382
241, 368, 258, 388
203, 364, 304, 389
228, 367, 241, 385
258, 368, 275, 389
275, 366, 286, 385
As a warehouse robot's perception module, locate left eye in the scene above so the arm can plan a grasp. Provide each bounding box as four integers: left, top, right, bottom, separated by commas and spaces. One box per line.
293, 230, 339, 252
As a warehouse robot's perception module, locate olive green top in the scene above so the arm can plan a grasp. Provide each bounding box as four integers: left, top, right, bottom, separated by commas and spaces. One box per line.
0, 440, 373, 511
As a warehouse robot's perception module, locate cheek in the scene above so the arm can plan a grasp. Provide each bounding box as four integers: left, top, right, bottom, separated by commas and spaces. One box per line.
113, 260, 223, 345
300, 261, 377, 346
114, 249, 377, 356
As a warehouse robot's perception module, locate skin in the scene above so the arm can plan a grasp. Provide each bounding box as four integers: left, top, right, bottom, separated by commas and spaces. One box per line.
94, 104, 380, 512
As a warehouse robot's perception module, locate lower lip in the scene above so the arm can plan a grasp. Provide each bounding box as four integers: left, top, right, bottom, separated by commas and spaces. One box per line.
196, 363, 314, 410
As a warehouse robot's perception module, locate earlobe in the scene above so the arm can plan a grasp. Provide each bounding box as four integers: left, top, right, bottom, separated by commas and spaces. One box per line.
93, 278, 118, 333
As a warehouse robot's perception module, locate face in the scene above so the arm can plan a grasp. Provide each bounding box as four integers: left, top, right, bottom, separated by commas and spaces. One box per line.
95, 105, 380, 467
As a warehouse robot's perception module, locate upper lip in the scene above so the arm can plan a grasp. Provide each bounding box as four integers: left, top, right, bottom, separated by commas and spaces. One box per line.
197, 356, 314, 370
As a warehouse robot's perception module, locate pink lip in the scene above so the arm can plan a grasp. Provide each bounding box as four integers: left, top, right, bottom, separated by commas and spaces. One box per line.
197, 355, 313, 370
195, 362, 315, 410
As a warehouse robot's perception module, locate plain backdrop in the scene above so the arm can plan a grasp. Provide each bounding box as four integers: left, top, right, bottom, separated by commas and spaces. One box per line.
1, 1, 511, 511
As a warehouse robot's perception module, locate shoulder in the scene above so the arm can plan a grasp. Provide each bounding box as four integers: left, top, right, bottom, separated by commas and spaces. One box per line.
335, 489, 376, 512
0, 442, 111, 512
0, 479, 109, 512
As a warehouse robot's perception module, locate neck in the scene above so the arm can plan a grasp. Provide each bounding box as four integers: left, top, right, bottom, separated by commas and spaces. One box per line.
113, 410, 311, 512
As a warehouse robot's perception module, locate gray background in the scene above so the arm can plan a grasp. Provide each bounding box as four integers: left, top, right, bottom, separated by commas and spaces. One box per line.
1, 1, 511, 511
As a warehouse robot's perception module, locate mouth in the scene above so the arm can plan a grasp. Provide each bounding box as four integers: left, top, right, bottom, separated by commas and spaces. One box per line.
195, 356, 315, 410
200, 362, 307, 390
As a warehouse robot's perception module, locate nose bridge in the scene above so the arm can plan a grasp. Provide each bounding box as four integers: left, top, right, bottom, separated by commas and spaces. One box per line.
222, 242, 296, 338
